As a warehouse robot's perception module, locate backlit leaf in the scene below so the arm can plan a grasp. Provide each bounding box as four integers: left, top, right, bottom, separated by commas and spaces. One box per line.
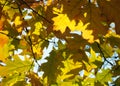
0, 32, 9, 47
0, 44, 9, 62
0, 55, 33, 76
14, 16, 22, 26
32, 22, 42, 35
96, 69, 112, 84
0, 73, 25, 86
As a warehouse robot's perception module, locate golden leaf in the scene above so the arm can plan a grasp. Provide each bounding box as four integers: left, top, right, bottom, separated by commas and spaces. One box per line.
33, 22, 42, 35
0, 44, 9, 62
14, 16, 22, 26
0, 33, 9, 48
82, 29, 94, 43
52, 14, 76, 33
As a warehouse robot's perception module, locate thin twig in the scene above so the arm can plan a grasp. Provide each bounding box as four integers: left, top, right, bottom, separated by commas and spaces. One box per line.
21, 0, 52, 24
15, 2, 41, 69
96, 42, 114, 66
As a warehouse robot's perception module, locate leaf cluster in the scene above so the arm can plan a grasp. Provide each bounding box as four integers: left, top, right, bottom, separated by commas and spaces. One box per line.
0, 0, 120, 86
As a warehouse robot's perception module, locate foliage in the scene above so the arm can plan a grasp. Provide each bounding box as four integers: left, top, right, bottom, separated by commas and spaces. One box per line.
0, 0, 120, 86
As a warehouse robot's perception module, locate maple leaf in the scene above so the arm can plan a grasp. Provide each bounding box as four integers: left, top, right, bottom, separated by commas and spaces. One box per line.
0, 73, 26, 86
105, 31, 120, 48
14, 16, 23, 33
60, 58, 83, 80
27, 72, 43, 86
52, 14, 76, 33
40, 50, 64, 85
0, 0, 120, 85
96, 69, 112, 84
97, 0, 120, 34
83, 4, 109, 39
82, 77, 95, 86
32, 45, 43, 59
0, 55, 33, 76
32, 22, 42, 35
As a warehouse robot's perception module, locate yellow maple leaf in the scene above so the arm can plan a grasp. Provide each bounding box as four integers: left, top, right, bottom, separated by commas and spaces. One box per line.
76, 20, 89, 30
82, 29, 94, 43
60, 59, 82, 80
52, 14, 76, 33
33, 22, 42, 35
14, 16, 22, 26
32, 45, 42, 59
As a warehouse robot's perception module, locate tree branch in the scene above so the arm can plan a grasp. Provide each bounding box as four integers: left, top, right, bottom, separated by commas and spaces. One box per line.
20, 0, 52, 24
14, 2, 41, 69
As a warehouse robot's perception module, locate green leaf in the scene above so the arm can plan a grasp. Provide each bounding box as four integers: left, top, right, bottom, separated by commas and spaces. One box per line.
89, 48, 97, 62
89, 48, 103, 69
96, 69, 112, 84
82, 77, 95, 86
101, 43, 113, 58
60, 58, 82, 81
0, 55, 33, 76
13, 81, 27, 86
0, 73, 25, 86
106, 33, 120, 48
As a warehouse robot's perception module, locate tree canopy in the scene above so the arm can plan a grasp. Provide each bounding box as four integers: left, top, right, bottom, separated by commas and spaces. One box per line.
0, 0, 120, 86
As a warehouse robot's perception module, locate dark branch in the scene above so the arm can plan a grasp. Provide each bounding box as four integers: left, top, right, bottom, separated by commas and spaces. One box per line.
20, 0, 52, 24
15, 2, 41, 68
96, 42, 114, 66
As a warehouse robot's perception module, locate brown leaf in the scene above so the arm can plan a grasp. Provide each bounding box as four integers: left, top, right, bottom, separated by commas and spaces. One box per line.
28, 72, 43, 86
97, 0, 120, 34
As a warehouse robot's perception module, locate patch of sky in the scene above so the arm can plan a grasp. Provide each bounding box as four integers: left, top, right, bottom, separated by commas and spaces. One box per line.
102, 52, 119, 69
79, 70, 84, 77
109, 22, 116, 33
34, 37, 59, 73
23, 8, 32, 20
70, 30, 82, 35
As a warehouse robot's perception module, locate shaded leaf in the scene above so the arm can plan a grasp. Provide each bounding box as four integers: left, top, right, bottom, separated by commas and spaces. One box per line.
27, 72, 43, 86
97, 0, 120, 34
40, 50, 64, 85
